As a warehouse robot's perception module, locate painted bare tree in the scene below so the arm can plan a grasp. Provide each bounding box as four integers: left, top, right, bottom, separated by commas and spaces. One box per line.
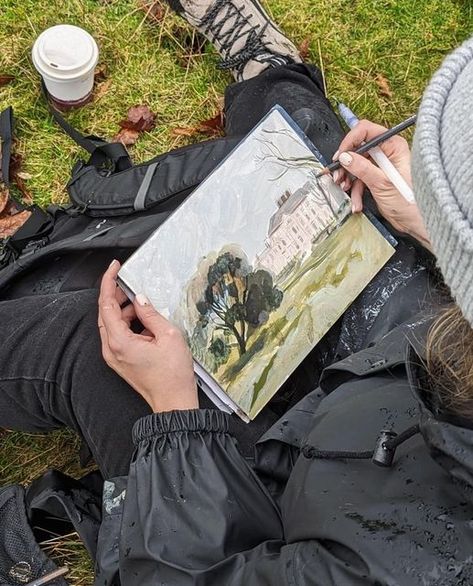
254, 127, 341, 216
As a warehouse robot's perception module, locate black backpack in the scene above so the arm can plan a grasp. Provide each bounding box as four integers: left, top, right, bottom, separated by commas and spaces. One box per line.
0, 99, 244, 585
0, 102, 240, 300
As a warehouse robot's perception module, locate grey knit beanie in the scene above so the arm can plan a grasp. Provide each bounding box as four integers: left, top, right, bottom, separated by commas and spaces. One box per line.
412, 36, 473, 326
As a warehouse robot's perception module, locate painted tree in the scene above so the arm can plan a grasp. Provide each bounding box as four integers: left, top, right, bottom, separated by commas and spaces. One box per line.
254, 126, 343, 216
196, 252, 283, 357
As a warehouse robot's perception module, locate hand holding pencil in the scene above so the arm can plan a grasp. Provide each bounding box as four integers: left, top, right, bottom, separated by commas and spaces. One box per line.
330, 118, 432, 251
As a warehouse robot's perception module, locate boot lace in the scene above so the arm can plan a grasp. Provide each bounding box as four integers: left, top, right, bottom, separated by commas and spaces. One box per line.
200, 0, 284, 75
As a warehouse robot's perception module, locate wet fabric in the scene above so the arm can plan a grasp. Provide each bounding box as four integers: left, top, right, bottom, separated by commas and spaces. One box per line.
118, 320, 473, 586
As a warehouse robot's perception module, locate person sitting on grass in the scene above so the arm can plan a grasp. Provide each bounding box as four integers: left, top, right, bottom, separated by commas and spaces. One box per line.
1, 0, 473, 583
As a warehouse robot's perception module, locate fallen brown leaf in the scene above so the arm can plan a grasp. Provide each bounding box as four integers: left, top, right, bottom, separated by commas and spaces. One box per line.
199, 111, 225, 136
375, 74, 392, 99
139, 0, 166, 23
0, 209, 32, 239
114, 104, 157, 145
114, 128, 140, 146
171, 110, 225, 139
299, 39, 310, 61
119, 105, 156, 133
0, 74, 14, 88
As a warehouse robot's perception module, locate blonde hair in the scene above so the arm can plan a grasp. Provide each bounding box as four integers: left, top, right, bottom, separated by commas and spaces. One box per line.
426, 304, 473, 419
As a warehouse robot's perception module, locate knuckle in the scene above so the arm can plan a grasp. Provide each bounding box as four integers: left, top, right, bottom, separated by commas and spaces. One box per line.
108, 338, 124, 356
100, 297, 117, 310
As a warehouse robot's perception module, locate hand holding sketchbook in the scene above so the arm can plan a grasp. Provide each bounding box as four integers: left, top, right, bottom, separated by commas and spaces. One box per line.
118, 107, 395, 422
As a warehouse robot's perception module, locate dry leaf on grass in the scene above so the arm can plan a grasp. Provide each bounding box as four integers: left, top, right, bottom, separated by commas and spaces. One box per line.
172, 110, 225, 139
0, 209, 32, 239
114, 105, 157, 146
198, 112, 225, 136
299, 39, 310, 61
0, 186, 32, 239
375, 74, 393, 99
139, 0, 166, 23
114, 127, 140, 146
0, 133, 33, 241
120, 105, 156, 132
0, 74, 14, 88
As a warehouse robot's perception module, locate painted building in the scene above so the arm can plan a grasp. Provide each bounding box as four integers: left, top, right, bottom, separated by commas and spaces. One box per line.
255, 179, 343, 276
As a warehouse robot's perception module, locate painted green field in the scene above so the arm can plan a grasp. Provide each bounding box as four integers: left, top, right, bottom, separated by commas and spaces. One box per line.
223, 213, 393, 417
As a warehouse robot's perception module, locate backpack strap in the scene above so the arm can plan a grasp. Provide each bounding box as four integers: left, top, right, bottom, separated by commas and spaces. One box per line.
67, 135, 241, 216
41, 80, 133, 173
0, 105, 13, 186
0, 107, 54, 268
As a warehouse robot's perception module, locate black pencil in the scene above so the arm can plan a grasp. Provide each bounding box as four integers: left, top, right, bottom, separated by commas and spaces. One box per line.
316, 114, 417, 178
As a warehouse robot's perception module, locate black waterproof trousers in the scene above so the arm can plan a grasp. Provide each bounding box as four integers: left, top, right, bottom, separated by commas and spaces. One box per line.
0, 64, 430, 479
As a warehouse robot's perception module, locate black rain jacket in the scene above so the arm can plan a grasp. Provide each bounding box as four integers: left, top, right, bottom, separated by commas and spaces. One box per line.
92, 311, 473, 586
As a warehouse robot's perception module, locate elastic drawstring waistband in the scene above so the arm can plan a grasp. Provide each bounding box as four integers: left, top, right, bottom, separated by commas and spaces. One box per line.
302, 424, 420, 468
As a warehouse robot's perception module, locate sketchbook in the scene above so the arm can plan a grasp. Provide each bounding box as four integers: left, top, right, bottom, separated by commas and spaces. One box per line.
118, 106, 395, 422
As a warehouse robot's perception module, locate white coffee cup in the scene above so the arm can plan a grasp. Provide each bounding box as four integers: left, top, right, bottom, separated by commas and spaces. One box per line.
32, 24, 99, 106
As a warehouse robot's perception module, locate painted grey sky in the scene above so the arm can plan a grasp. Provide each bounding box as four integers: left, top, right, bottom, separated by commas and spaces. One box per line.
119, 108, 347, 325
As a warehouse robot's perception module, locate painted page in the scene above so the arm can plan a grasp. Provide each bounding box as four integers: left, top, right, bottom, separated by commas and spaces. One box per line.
119, 107, 395, 419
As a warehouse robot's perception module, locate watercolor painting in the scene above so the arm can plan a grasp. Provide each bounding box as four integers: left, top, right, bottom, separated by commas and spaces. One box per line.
118, 107, 395, 419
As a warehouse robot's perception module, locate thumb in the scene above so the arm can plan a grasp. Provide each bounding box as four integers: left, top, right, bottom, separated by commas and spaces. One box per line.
134, 293, 169, 336
338, 151, 386, 191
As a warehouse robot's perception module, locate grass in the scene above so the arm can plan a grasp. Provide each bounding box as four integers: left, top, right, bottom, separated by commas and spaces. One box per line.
0, 0, 472, 583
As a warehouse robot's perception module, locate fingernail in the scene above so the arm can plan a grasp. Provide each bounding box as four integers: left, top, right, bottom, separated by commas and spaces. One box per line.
333, 169, 340, 182
332, 149, 340, 161
341, 181, 346, 191
109, 259, 118, 268
135, 293, 150, 306
339, 152, 353, 167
